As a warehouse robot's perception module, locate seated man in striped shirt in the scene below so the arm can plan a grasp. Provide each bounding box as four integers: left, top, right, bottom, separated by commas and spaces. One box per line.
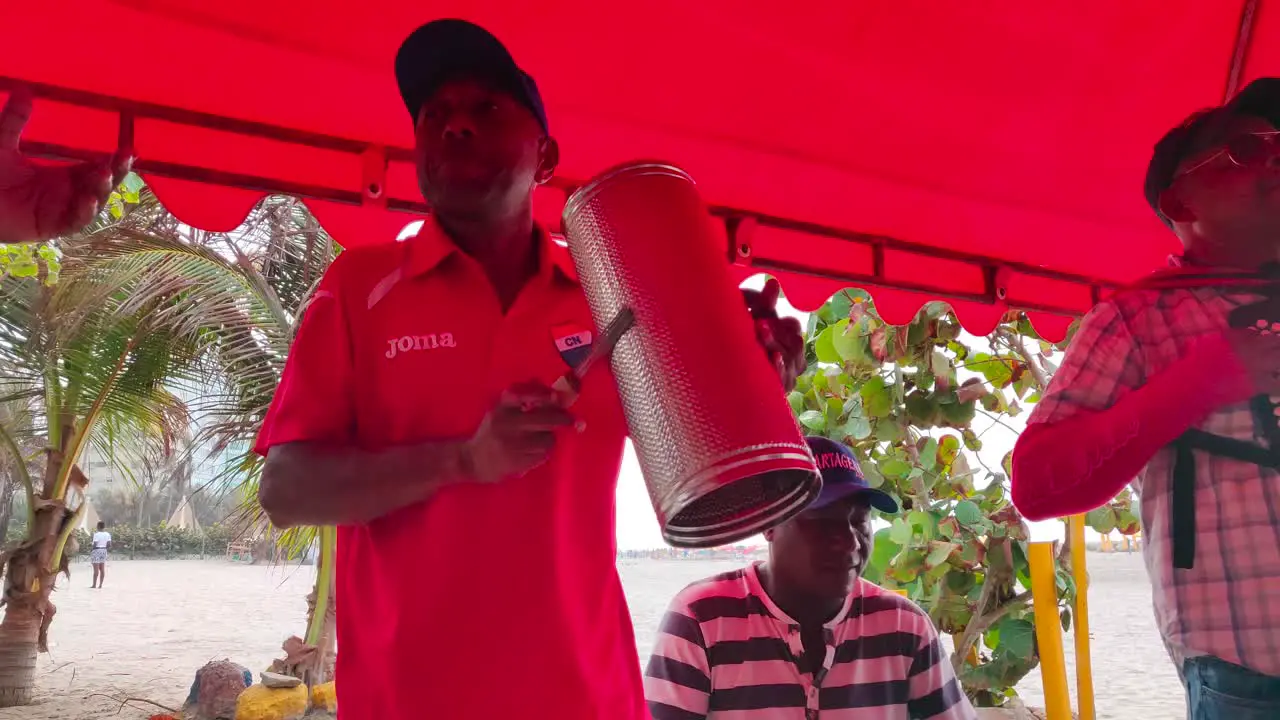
644, 436, 976, 720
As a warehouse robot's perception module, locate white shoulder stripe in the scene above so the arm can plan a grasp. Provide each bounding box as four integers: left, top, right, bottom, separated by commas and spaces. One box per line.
367, 267, 403, 311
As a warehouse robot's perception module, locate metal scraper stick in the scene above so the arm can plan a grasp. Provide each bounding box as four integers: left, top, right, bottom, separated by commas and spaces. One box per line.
552, 307, 635, 405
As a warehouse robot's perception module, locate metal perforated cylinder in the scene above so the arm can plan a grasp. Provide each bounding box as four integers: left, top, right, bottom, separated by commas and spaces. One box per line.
562, 161, 822, 548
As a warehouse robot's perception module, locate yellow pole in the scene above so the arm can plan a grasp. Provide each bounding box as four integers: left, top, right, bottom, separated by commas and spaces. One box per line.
1029, 541, 1073, 720
1068, 516, 1096, 720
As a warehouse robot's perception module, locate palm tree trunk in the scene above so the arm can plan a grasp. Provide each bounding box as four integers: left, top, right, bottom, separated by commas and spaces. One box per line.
0, 589, 41, 706
0, 474, 16, 542
302, 527, 337, 685
135, 488, 148, 527
0, 450, 73, 708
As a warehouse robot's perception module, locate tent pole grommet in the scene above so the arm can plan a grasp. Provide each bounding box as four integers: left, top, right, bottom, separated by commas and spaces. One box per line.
361, 146, 387, 208
727, 216, 757, 264
993, 266, 1011, 303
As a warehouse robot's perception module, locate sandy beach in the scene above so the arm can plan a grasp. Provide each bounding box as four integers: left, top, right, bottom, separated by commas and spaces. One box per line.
1, 552, 1183, 719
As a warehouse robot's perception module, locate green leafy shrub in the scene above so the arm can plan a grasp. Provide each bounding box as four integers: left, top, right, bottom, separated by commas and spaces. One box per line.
72, 523, 240, 559
791, 290, 1132, 706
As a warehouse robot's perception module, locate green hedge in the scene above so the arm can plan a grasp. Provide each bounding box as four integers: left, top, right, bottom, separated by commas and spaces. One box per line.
73, 523, 241, 559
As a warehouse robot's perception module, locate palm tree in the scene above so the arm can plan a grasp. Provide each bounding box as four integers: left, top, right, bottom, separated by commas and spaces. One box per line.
0, 189, 340, 706
162, 194, 340, 686
111, 193, 342, 686
0, 397, 40, 543
0, 211, 198, 706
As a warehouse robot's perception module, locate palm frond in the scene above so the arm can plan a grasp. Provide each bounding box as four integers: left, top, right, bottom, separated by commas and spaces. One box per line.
3, 188, 337, 544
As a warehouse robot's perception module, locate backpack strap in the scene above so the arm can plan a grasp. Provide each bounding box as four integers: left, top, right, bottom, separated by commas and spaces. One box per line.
1171, 436, 1196, 570
1172, 419, 1280, 569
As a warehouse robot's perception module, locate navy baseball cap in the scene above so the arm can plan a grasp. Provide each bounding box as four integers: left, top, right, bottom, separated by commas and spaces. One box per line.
1145, 77, 1280, 226
805, 436, 899, 515
394, 19, 549, 134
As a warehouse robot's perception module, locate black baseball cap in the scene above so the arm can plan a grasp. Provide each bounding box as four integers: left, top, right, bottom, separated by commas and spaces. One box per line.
1144, 77, 1280, 226
805, 436, 899, 515
394, 19, 549, 134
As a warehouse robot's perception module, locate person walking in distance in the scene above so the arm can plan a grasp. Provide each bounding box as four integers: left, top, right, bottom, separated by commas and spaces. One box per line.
90, 521, 111, 589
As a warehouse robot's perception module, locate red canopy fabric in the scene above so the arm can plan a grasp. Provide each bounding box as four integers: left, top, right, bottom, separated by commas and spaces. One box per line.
3, 2, 1271, 340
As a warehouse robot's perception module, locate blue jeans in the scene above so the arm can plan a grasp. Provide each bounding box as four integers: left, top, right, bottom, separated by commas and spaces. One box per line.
1185, 656, 1280, 719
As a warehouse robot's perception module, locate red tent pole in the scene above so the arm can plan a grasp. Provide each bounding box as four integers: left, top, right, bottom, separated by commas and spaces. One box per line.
1225, 0, 1262, 100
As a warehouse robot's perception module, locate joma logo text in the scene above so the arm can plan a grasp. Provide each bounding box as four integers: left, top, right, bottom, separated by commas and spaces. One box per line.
385, 333, 456, 359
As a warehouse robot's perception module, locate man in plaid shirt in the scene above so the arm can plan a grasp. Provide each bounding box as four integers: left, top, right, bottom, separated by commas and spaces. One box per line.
1012, 77, 1280, 717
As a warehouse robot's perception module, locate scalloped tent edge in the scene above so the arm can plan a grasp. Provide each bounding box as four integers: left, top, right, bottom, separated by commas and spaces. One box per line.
8, 1, 1269, 346
51, 83, 1089, 342
143, 173, 1077, 342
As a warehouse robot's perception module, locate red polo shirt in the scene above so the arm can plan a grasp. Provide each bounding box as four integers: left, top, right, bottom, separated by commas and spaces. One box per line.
255, 218, 645, 720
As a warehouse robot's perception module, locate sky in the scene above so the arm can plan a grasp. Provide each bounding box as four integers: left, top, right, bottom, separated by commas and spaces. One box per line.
611, 275, 1071, 551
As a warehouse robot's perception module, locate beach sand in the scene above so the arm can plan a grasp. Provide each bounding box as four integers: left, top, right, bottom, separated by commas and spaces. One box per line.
1, 552, 1183, 719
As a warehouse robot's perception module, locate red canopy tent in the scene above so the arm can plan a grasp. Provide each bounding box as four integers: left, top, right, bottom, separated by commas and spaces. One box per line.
3, 1, 1271, 340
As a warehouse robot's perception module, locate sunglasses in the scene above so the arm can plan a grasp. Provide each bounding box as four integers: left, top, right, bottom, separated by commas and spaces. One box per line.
1175, 130, 1280, 180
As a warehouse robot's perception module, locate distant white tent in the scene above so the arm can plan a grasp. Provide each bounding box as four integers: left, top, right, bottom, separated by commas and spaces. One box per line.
77, 495, 99, 532
167, 495, 201, 532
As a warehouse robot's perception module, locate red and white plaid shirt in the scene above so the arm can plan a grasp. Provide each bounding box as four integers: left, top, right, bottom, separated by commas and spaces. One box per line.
1028, 268, 1280, 678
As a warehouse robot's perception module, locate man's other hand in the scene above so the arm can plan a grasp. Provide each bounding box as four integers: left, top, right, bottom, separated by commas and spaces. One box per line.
1227, 328, 1280, 397
0, 88, 131, 244
743, 278, 806, 392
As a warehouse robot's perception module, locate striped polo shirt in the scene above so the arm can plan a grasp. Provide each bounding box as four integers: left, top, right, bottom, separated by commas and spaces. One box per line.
644, 563, 975, 720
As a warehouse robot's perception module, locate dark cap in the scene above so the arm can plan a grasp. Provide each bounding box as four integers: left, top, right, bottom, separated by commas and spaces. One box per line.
1145, 77, 1280, 225
394, 19, 549, 134
805, 436, 899, 515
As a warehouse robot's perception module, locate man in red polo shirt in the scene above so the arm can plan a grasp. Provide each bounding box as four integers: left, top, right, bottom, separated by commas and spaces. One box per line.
254, 19, 805, 720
